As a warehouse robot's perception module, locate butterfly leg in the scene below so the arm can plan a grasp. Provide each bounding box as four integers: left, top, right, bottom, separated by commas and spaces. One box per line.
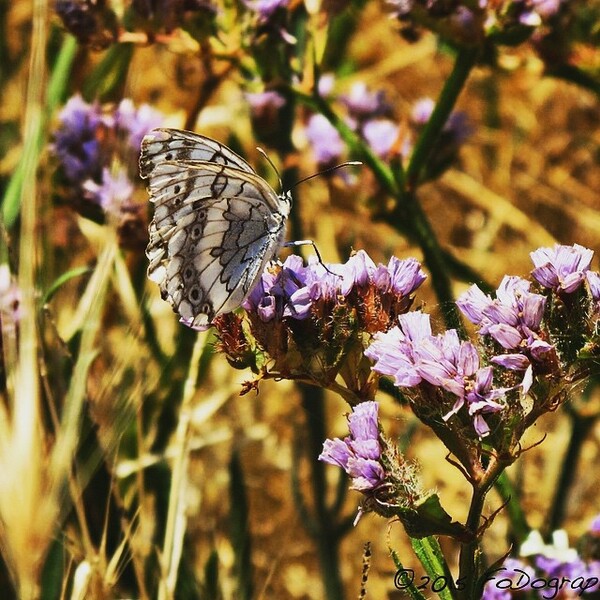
283, 240, 338, 275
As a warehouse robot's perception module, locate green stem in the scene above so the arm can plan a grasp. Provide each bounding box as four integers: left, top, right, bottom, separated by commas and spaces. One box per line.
406, 46, 479, 189
493, 471, 530, 545
456, 457, 505, 600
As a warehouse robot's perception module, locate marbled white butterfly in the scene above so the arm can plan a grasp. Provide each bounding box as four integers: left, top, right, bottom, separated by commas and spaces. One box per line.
140, 128, 293, 331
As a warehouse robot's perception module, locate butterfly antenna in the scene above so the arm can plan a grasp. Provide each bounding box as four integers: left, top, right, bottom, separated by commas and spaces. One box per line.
289, 161, 362, 191
256, 147, 283, 192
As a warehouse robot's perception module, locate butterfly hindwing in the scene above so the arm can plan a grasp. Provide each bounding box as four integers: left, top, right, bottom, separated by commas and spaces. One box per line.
140, 130, 291, 330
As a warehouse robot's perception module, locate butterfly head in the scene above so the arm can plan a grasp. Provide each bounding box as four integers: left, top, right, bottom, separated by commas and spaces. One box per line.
279, 189, 293, 213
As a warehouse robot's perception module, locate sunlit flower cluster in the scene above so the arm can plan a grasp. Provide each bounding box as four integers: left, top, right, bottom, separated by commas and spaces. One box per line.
214, 250, 426, 397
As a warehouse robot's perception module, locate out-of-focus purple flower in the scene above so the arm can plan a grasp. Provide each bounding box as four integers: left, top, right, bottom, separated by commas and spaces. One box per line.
83, 168, 134, 212
243, 0, 287, 19
482, 558, 535, 600
341, 82, 389, 119
530, 243, 594, 294
586, 271, 600, 302
52, 95, 108, 183
305, 114, 345, 166
411, 97, 435, 125
361, 119, 401, 159
386, 0, 415, 17
115, 99, 164, 151
366, 311, 506, 437
0, 265, 22, 325
319, 401, 385, 492
317, 73, 336, 98
518, 0, 563, 26
55, 0, 118, 48
590, 515, 600, 534
245, 90, 285, 116
411, 96, 470, 143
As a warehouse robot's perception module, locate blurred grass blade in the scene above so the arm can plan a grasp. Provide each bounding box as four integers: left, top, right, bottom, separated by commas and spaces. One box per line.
82, 43, 134, 101
159, 333, 206, 600
229, 450, 253, 600
43, 266, 92, 303
1, 34, 77, 229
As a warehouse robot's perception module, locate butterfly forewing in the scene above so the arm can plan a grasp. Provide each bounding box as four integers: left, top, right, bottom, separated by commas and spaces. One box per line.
140, 128, 291, 330
139, 128, 256, 176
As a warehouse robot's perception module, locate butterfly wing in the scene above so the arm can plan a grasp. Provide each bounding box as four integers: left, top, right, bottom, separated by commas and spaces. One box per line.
140, 128, 256, 176
140, 131, 290, 330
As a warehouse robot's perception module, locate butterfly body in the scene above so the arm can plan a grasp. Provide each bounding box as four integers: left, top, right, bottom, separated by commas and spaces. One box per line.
140, 128, 291, 330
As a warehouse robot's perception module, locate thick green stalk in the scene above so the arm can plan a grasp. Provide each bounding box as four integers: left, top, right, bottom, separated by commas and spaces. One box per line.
406, 46, 479, 189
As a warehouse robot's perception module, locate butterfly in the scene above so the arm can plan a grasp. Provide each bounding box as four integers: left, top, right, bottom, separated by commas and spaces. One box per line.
140, 128, 292, 331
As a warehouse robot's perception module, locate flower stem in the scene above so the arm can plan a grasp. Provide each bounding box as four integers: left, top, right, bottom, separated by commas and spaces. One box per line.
405, 46, 479, 189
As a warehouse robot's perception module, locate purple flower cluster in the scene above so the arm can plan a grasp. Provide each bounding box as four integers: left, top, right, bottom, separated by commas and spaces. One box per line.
485, 528, 600, 599
305, 79, 469, 172
365, 312, 507, 437
243, 250, 426, 328
243, 0, 288, 21
530, 243, 594, 294
305, 114, 346, 167
457, 276, 553, 393
506, 0, 564, 27
52, 95, 108, 184
319, 401, 385, 492
52, 94, 163, 214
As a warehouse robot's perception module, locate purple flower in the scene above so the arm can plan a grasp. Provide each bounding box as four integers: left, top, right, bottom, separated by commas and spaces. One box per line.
341, 82, 388, 119
518, 0, 563, 26
0, 265, 22, 326
242, 254, 310, 321
410, 97, 470, 143
52, 94, 108, 183
482, 558, 535, 599
586, 271, 600, 302
317, 73, 336, 98
590, 514, 600, 534
361, 119, 401, 159
386, 0, 415, 17
245, 90, 285, 116
243, 251, 426, 334
411, 98, 435, 125
365, 311, 432, 386
305, 114, 345, 166
374, 256, 427, 296
457, 276, 553, 393
530, 243, 594, 294
366, 312, 506, 437
319, 401, 385, 492
243, 0, 287, 19
83, 168, 134, 212
115, 99, 164, 151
